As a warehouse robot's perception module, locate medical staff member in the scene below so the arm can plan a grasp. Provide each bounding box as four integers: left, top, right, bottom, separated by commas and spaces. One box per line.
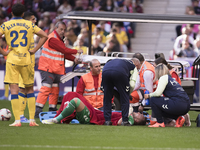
35, 21, 82, 117
144, 64, 190, 127
101, 58, 139, 126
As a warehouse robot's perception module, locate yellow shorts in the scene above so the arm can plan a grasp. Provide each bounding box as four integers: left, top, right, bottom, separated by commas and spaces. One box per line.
19, 63, 35, 88
4, 62, 34, 86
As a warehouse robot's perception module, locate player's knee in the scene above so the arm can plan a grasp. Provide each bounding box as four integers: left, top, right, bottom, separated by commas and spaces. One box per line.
71, 98, 81, 108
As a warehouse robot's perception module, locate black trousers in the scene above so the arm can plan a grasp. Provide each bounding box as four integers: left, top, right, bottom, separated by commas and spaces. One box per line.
150, 96, 190, 123
102, 70, 130, 122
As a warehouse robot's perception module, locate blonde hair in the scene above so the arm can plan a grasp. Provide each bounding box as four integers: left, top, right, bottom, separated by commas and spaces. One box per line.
154, 63, 170, 81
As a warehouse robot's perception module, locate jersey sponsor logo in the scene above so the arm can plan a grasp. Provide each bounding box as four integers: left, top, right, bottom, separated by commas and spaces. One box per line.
162, 104, 168, 109
13, 53, 27, 58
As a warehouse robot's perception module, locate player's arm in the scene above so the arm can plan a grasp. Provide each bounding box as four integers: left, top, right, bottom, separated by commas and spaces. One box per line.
0, 32, 10, 56
49, 38, 83, 64
76, 77, 85, 96
49, 38, 83, 54
144, 75, 168, 99
29, 30, 48, 54
0, 47, 9, 56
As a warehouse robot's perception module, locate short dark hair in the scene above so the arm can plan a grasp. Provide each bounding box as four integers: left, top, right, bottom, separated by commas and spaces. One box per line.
132, 53, 145, 63
12, 3, 26, 17
134, 117, 147, 125
23, 11, 34, 20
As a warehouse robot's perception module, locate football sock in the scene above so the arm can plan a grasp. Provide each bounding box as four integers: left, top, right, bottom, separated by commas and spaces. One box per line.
18, 92, 27, 116
56, 98, 81, 122
27, 93, 36, 120
4, 84, 9, 98
11, 94, 20, 120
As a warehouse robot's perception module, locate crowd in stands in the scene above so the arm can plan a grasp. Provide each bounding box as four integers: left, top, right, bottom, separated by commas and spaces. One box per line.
172, 0, 200, 59
0, 0, 144, 65
1, 0, 199, 62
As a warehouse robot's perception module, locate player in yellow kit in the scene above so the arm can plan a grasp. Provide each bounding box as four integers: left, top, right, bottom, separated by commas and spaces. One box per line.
18, 11, 37, 123
0, 3, 48, 127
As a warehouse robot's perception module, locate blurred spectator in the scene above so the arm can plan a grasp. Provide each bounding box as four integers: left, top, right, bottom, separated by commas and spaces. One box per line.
185, 5, 195, 15
176, 5, 196, 37
174, 27, 195, 56
11, 0, 24, 5
48, 22, 56, 34
123, 0, 134, 13
187, 24, 199, 39
59, 0, 75, 8
57, 0, 72, 14
103, 39, 119, 55
93, 0, 101, 11
97, 21, 111, 36
79, 0, 89, 10
2, 0, 12, 17
0, 14, 4, 25
118, 2, 134, 48
32, 0, 43, 13
112, 22, 128, 52
41, 12, 52, 34
179, 40, 198, 58
70, 20, 81, 36
105, 29, 121, 52
92, 27, 106, 44
73, 38, 88, 55
91, 36, 103, 55
135, 0, 143, 13
102, 0, 116, 12
41, 0, 56, 12
87, 5, 93, 11
74, 0, 84, 10
90, 0, 105, 6
0, 4, 8, 23
64, 37, 73, 48
65, 27, 77, 45
193, 0, 200, 14
80, 28, 89, 46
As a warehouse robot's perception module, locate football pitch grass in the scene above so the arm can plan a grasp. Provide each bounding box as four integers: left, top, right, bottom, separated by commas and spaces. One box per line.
0, 100, 200, 150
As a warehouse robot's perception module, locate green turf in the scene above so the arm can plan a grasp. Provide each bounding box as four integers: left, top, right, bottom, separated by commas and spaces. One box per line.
0, 100, 200, 150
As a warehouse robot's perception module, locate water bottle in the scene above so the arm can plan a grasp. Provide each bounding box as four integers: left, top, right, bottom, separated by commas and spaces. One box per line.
144, 90, 150, 106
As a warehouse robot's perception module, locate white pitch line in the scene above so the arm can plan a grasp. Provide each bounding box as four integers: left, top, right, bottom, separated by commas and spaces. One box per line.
0, 145, 200, 150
